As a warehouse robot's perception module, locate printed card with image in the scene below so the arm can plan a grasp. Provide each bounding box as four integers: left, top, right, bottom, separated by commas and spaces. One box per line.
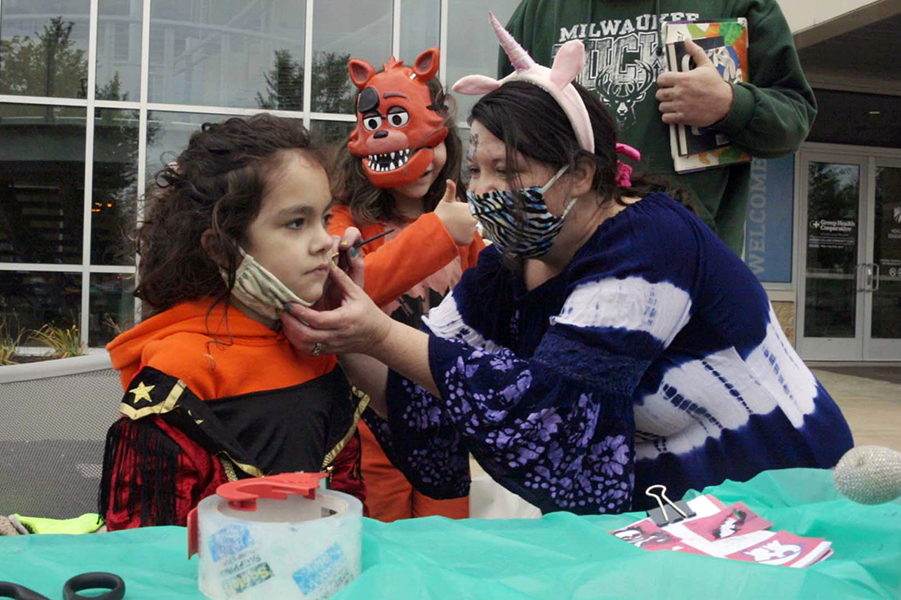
607, 494, 833, 567
725, 531, 832, 568
684, 501, 773, 542
609, 519, 714, 556
609, 519, 681, 551
657, 542, 711, 556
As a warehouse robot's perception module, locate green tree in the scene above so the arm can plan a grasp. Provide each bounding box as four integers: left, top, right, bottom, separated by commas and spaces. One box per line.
0, 16, 88, 99
256, 50, 354, 114
256, 49, 304, 111
311, 51, 354, 114
96, 70, 127, 102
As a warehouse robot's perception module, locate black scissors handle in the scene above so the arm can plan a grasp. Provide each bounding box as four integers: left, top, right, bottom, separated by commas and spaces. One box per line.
0, 581, 50, 600
63, 573, 125, 600
0, 572, 124, 600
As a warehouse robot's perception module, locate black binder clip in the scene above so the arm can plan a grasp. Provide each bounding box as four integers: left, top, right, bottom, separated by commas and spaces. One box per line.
645, 485, 695, 527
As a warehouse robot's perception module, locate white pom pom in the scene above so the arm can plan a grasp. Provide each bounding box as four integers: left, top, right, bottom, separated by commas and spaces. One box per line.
833, 445, 901, 505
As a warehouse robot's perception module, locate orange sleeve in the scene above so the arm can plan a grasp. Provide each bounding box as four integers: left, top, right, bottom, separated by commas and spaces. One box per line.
329, 206, 460, 308
459, 232, 486, 271
328, 204, 383, 241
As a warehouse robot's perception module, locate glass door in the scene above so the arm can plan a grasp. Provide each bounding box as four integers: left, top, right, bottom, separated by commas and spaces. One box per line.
798, 154, 866, 360
798, 150, 901, 361
867, 161, 901, 359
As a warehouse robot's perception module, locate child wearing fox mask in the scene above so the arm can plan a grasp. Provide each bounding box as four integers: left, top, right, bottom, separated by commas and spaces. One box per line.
329, 47, 484, 522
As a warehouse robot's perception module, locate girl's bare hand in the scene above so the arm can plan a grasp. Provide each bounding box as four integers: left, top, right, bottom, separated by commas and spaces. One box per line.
433, 180, 477, 245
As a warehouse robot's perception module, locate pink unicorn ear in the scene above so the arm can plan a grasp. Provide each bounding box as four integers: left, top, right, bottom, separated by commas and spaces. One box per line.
549, 40, 585, 90
452, 75, 502, 96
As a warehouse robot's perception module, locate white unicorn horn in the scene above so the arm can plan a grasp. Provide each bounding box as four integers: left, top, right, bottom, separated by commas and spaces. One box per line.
489, 11, 535, 72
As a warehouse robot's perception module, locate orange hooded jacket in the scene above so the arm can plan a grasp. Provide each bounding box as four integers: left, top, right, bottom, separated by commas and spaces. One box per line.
100, 299, 365, 530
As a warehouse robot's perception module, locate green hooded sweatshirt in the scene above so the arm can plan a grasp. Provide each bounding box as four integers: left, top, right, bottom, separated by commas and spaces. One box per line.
499, 0, 816, 255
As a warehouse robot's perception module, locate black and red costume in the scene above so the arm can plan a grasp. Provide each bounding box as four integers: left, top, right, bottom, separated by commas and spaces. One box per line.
99, 299, 366, 530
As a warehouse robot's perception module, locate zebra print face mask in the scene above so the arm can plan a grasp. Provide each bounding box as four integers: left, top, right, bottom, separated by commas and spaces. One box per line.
466, 165, 576, 258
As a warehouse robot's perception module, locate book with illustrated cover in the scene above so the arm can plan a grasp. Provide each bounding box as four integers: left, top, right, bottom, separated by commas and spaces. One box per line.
663, 19, 751, 173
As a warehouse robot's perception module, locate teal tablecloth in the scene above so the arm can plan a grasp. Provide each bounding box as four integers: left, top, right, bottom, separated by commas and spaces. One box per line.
0, 469, 898, 599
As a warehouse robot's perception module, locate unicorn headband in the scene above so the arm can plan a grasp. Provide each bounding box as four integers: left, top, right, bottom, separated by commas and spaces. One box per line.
453, 12, 641, 185
452, 12, 594, 153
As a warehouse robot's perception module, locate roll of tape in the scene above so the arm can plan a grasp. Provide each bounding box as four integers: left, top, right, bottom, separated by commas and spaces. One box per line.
191, 474, 362, 599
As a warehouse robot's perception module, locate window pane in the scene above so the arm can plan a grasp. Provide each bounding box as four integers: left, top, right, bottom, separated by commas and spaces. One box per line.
148, 0, 306, 109
89, 272, 134, 346
0, 271, 81, 347
803, 162, 860, 339
95, 0, 143, 101
0, 0, 91, 98
312, 0, 392, 114
0, 103, 86, 264
446, 0, 520, 121
311, 119, 354, 146
873, 166, 901, 340
92, 108, 139, 266
400, 0, 439, 61
145, 110, 224, 184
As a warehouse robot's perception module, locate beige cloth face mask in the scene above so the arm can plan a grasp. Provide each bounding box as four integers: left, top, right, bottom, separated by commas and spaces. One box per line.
222, 247, 314, 322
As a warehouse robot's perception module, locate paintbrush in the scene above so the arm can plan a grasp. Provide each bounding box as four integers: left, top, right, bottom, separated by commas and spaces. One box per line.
351, 228, 395, 250
331, 228, 395, 263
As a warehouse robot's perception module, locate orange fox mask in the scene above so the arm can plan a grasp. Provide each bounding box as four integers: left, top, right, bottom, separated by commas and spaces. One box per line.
347, 47, 449, 189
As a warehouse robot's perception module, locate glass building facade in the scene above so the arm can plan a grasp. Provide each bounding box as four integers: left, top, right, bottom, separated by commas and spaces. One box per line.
0, 0, 520, 348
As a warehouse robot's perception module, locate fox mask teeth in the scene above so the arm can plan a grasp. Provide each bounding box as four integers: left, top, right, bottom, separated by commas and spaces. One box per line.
366, 149, 413, 172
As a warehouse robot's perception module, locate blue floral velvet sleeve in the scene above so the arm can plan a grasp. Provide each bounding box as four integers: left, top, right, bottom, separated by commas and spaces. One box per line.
364, 373, 472, 500
365, 325, 641, 515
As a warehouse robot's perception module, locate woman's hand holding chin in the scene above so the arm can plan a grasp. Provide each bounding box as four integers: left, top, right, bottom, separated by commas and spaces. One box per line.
282, 260, 391, 357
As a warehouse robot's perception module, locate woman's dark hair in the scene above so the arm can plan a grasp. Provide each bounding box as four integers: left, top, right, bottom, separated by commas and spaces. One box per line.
134, 113, 324, 315
331, 78, 464, 224
469, 80, 691, 210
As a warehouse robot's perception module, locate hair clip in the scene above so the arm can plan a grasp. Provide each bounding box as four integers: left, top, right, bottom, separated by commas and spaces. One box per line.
645, 485, 696, 526
614, 143, 641, 188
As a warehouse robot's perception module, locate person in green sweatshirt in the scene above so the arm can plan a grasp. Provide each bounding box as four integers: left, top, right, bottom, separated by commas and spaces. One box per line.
499, 0, 816, 256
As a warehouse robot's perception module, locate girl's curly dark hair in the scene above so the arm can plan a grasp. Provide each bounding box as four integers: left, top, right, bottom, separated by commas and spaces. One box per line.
134, 113, 324, 315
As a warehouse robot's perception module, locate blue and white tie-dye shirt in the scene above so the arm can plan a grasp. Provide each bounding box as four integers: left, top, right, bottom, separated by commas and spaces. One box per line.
365, 193, 853, 515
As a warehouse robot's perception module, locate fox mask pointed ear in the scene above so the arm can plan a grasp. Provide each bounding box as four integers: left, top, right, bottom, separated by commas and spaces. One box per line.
348, 59, 376, 89
412, 47, 440, 81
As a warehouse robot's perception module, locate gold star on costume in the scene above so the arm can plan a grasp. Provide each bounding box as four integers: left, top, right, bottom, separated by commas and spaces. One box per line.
129, 382, 155, 403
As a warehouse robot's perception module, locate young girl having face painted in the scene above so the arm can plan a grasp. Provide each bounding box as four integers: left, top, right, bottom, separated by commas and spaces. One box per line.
328, 48, 484, 522
99, 114, 366, 530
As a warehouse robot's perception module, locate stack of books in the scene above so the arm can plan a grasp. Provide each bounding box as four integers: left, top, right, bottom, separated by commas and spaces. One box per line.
663, 19, 752, 173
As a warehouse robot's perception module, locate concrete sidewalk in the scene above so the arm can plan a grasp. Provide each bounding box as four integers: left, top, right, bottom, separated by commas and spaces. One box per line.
812, 368, 901, 452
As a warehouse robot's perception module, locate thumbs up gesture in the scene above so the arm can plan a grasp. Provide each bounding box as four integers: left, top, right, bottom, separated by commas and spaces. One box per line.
656, 38, 734, 128
433, 179, 478, 245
